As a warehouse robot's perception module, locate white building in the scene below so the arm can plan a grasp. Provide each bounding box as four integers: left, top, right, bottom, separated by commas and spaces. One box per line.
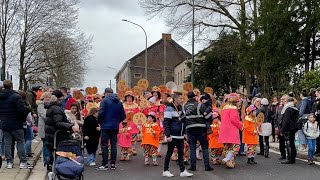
174, 59, 191, 91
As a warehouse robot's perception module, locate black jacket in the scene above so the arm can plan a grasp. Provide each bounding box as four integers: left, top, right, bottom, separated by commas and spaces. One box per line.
45, 101, 73, 152
183, 98, 208, 131
281, 102, 299, 134
0, 89, 27, 130
82, 115, 100, 154
311, 98, 320, 122
259, 105, 272, 123
163, 103, 185, 139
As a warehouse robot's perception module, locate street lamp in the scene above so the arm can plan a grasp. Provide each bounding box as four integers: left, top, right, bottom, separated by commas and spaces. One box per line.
191, 0, 195, 85
106, 66, 117, 89
122, 19, 148, 80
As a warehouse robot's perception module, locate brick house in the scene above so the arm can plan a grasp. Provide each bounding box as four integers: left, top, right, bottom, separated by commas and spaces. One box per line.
115, 33, 191, 90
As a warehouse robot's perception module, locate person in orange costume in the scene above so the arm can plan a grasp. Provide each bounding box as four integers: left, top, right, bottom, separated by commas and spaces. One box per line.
150, 86, 166, 157
208, 111, 224, 165
141, 112, 161, 166
243, 105, 259, 164
123, 91, 140, 155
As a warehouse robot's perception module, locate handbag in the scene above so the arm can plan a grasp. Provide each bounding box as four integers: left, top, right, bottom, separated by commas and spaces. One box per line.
258, 122, 272, 136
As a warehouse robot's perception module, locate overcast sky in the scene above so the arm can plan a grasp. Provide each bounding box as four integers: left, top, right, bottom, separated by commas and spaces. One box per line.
78, 0, 200, 93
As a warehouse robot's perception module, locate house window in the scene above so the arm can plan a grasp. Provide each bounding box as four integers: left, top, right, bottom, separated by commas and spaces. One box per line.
178, 72, 180, 85
134, 73, 142, 78
183, 69, 185, 81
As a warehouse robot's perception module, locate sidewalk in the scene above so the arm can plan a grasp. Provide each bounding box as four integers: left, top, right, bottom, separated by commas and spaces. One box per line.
269, 142, 320, 161
0, 137, 43, 180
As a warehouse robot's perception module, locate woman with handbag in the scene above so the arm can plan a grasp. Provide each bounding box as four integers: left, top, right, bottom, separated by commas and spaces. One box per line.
257, 98, 272, 158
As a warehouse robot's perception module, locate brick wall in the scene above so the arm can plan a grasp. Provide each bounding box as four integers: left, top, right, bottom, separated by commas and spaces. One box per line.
129, 34, 190, 89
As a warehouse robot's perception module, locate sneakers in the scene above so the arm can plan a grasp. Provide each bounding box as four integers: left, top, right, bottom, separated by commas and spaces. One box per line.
89, 162, 96, 166
110, 164, 116, 170
180, 170, 193, 177
96, 164, 108, 170
7, 162, 13, 169
20, 162, 33, 169
163, 171, 174, 177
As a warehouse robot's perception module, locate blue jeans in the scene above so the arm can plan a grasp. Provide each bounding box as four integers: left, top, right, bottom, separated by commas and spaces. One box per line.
41, 138, 51, 166
24, 126, 33, 155
307, 139, 316, 159
298, 130, 307, 147
187, 128, 210, 168
3, 129, 27, 163
101, 129, 118, 165
86, 153, 96, 165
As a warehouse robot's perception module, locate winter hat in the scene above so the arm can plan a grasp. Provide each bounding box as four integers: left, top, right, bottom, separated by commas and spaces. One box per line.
226, 93, 240, 103
124, 90, 134, 100
261, 98, 269, 106
200, 93, 211, 101
52, 90, 63, 99
246, 105, 258, 115
104, 88, 113, 94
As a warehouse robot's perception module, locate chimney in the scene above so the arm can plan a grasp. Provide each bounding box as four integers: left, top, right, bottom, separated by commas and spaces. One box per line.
162, 33, 172, 41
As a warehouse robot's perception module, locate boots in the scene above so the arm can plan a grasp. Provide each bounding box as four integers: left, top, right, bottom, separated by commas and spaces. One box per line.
132, 149, 137, 156
264, 145, 269, 158
120, 155, 125, 161
247, 157, 257, 164
308, 159, 313, 165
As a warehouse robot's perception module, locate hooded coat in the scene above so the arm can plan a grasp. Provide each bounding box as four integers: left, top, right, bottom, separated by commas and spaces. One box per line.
98, 94, 126, 130
45, 101, 73, 152
0, 89, 27, 130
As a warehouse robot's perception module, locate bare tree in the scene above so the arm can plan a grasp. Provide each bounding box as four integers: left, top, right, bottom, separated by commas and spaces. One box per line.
0, 0, 19, 80
139, 0, 256, 89
33, 30, 92, 88
16, 0, 80, 90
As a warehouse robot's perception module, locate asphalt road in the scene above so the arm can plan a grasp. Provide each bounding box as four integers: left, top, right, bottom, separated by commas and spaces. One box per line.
81, 143, 320, 180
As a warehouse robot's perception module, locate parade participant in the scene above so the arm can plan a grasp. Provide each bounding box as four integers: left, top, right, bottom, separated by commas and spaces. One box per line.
150, 86, 166, 157
118, 120, 132, 161
163, 92, 193, 178
184, 92, 213, 171
141, 112, 161, 166
303, 113, 320, 165
218, 93, 243, 169
243, 105, 259, 164
208, 111, 224, 165
83, 108, 100, 166
123, 91, 140, 155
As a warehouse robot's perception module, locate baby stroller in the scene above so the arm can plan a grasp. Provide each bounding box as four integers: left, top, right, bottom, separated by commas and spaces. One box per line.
49, 130, 85, 180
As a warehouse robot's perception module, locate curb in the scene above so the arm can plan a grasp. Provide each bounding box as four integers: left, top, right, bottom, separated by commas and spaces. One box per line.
269, 144, 320, 162
20, 141, 43, 180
